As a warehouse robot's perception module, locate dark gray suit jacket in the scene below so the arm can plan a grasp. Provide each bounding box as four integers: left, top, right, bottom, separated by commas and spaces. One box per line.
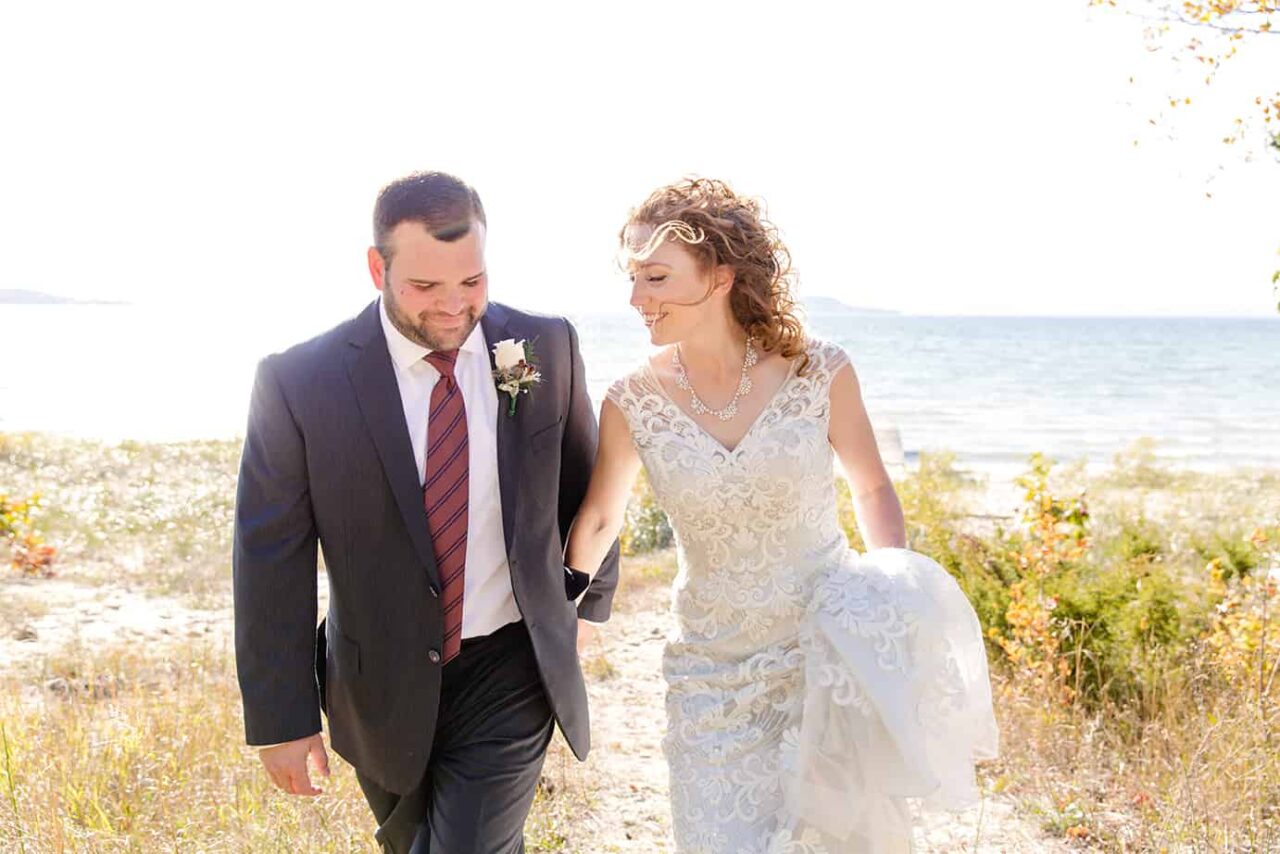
233, 299, 619, 795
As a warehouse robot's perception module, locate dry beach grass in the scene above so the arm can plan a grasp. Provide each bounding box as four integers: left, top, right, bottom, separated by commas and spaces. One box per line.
2, 432, 1278, 851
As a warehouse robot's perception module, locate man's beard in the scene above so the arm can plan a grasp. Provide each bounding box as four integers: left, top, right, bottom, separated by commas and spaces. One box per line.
384, 288, 485, 352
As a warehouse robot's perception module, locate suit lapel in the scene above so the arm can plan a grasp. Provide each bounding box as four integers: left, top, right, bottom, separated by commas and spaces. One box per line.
481, 304, 524, 556
345, 301, 442, 588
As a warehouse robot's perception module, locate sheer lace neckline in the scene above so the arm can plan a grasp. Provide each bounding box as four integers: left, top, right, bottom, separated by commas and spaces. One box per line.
641, 354, 800, 455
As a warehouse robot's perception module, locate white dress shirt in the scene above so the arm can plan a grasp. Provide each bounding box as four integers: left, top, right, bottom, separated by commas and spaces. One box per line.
379, 298, 522, 638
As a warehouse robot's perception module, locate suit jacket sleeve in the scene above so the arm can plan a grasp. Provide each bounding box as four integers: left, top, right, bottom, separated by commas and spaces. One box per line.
559, 318, 620, 623
232, 356, 322, 745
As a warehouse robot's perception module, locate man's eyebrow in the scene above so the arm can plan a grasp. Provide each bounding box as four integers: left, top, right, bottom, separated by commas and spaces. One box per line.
405, 270, 485, 285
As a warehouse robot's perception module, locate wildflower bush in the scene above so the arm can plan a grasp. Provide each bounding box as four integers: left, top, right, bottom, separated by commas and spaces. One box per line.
1204, 529, 1280, 695
0, 491, 56, 576
0, 432, 237, 600
884, 451, 1280, 848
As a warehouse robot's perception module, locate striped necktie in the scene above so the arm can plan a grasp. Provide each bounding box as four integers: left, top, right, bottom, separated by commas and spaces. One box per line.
423, 350, 468, 664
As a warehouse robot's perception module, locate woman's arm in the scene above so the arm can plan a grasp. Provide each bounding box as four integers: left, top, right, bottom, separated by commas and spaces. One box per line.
565, 398, 644, 578
828, 361, 907, 550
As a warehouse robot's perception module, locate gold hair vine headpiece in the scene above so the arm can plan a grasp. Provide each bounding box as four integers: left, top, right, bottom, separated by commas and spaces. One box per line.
623, 220, 706, 263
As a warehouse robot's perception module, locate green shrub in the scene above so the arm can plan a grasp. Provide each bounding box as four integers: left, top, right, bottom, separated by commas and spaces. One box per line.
1047, 556, 1194, 709
619, 469, 673, 556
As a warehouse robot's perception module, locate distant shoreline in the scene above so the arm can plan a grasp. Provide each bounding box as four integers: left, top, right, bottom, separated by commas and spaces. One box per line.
0, 289, 129, 306
802, 295, 900, 316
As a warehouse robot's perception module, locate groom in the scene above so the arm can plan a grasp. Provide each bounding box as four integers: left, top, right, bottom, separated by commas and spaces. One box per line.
233, 171, 619, 853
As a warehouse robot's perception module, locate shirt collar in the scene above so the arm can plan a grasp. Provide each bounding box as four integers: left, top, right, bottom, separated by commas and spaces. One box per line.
379, 296, 487, 372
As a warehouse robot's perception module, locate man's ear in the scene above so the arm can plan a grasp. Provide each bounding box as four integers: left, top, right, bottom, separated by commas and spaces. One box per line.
367, 247, 388, 292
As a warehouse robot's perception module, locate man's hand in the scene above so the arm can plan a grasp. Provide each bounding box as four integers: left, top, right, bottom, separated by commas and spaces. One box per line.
259, 733, 330, 796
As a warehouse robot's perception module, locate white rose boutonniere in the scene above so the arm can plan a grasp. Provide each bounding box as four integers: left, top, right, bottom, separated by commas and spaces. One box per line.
491, 338, 541, 416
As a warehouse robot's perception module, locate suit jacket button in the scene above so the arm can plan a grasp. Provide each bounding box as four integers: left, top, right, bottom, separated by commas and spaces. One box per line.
429, 584, 440, 598
428, 650, 441, 664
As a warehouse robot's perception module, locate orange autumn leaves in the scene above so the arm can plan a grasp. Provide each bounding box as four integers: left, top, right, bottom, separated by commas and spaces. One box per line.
1093, 0, 1278, 138
988, 454, 1089, 707
1, 492, 56, 576
1205, 528, 1280, 693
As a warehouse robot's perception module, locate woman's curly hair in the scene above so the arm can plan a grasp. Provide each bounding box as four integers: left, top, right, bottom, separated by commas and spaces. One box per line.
621, 177, 809, 372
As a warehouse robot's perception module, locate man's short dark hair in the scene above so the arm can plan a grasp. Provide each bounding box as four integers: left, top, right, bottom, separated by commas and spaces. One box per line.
373, 172, 486, 264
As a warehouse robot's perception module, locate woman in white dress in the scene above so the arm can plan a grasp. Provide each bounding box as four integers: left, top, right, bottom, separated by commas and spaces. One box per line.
566, 178, 998, 853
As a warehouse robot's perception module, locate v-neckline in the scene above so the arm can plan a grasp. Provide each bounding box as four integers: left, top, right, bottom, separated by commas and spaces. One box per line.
643, 355, 799, 456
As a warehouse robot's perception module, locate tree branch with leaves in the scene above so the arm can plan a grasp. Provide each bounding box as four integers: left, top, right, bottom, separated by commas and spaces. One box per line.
1091, 0, 1279, 307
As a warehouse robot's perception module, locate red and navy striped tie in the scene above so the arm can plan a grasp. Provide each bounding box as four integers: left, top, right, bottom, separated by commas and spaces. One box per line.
423, 350, 468, 664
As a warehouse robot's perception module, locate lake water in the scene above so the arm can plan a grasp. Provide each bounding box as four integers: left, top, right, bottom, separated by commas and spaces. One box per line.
3, 304, 1277, 470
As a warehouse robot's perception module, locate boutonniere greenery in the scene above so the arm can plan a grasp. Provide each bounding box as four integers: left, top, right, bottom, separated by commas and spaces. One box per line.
491, 338, 541, 416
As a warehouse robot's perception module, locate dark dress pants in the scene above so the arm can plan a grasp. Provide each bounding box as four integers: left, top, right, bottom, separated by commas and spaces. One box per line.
356, 620, 555, 854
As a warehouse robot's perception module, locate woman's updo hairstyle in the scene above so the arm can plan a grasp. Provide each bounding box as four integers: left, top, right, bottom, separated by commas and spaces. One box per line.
621, 177, 808, 371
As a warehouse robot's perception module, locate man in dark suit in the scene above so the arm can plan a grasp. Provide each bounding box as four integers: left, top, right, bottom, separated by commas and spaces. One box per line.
233, 171, 619, 853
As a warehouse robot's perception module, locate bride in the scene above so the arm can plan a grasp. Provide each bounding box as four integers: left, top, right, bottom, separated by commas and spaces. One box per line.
566, 177, 998, 853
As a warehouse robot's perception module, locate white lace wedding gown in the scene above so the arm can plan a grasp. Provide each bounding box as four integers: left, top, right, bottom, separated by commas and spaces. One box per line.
606, 339, 999, 854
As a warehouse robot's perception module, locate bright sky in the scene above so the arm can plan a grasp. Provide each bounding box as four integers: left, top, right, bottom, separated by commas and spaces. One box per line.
2, 0, 1278, 321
